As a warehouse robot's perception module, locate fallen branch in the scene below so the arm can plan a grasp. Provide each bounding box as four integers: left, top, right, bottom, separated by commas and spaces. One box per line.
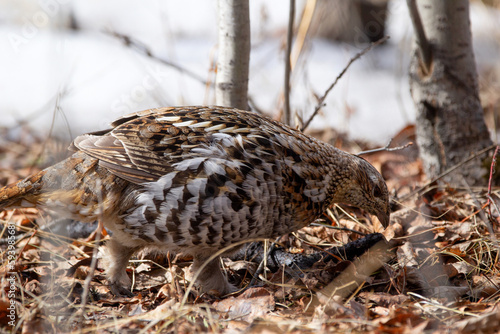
301, 35, 390, 132
357, 138, 413, 156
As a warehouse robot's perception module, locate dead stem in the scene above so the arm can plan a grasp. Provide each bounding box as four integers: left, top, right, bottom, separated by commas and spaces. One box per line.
301, 35, 390, 132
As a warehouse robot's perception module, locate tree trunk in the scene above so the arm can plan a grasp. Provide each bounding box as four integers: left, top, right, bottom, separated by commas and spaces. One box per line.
408, 0, 492, 185
215, 0, 250, 110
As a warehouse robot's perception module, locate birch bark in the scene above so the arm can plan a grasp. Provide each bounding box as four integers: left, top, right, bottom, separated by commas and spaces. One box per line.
408, 0, 492, 185
216, 0, 250, 110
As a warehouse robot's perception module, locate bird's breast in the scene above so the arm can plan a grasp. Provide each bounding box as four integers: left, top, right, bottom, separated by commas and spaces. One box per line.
118, 161, 324, 250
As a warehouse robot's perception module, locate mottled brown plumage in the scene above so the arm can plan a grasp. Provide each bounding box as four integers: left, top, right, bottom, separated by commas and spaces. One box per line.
0, 106, 390, 295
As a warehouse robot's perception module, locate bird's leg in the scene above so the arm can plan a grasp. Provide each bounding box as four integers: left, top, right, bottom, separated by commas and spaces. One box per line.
102, 237, 138, 297
84, 220, 107, 243
191, 254, 237, 295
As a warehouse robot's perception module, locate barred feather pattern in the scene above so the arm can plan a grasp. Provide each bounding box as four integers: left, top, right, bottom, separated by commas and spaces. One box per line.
0, 106, 390, 295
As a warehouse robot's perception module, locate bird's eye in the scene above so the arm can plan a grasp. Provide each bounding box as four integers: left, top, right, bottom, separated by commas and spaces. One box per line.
373, 184, 382, 198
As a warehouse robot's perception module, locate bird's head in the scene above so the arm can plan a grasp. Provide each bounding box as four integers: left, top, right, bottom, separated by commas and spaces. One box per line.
337, 155, 390, 228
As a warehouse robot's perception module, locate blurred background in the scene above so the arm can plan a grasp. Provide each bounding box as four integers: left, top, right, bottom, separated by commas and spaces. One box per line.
0, 0, 499, 145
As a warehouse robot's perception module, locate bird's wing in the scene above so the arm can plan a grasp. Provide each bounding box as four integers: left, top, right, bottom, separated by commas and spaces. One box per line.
72, 132, 160, 183
71, 106, 278, 184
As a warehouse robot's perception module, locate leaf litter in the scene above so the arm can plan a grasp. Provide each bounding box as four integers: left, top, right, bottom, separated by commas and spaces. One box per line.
0, 125, 499, 333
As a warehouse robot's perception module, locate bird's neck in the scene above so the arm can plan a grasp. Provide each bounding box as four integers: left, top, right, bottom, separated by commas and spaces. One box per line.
289, 142, 357, 225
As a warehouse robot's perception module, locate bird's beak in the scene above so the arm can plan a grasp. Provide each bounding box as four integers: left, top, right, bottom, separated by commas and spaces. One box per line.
377, 211, 390, 228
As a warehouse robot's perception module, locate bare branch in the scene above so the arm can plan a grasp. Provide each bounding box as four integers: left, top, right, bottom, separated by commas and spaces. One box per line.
109, 31, 209, 85
301, 35, 389, 132
357, 139, 414, 156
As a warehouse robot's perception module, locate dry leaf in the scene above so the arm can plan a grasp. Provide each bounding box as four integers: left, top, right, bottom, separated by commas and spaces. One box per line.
213, 287, 275, 322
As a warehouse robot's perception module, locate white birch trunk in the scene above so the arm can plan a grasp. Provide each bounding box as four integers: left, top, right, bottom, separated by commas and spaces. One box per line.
216, 0, 250, 110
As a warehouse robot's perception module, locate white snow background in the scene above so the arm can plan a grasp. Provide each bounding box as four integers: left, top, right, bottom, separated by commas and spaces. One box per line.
0, 0, 499, 145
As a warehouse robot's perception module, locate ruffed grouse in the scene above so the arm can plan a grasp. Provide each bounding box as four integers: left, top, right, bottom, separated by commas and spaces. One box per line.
0, 106, 390, 296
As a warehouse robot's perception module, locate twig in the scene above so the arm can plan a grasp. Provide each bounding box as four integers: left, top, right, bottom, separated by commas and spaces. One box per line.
486, 145, 500, 225
301, 35, 390, 132
283, 0, 295, 126
32, 90, 71, 173
487, 146, 499, 199
357, 138, 413, 156
109, 31, 209, 85
399, 144, 497, 202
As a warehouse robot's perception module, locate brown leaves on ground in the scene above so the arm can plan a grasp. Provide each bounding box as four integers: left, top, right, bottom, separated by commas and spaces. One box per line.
0, 126, 499, 333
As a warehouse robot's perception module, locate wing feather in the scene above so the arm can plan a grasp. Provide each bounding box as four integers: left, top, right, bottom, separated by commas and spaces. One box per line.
71, 106, 294, 184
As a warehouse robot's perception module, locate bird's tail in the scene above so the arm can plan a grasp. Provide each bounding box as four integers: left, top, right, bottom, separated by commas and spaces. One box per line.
0, 169, 47, 210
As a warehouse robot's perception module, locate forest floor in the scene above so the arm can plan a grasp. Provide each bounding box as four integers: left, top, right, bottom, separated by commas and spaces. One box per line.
0, 124, 499, 334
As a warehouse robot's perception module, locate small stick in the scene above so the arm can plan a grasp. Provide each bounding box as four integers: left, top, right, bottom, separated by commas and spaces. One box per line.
487, 146, 498, 196
356, 139, 413, 156
485, 145, 499, 225
301, 35, 390, 132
